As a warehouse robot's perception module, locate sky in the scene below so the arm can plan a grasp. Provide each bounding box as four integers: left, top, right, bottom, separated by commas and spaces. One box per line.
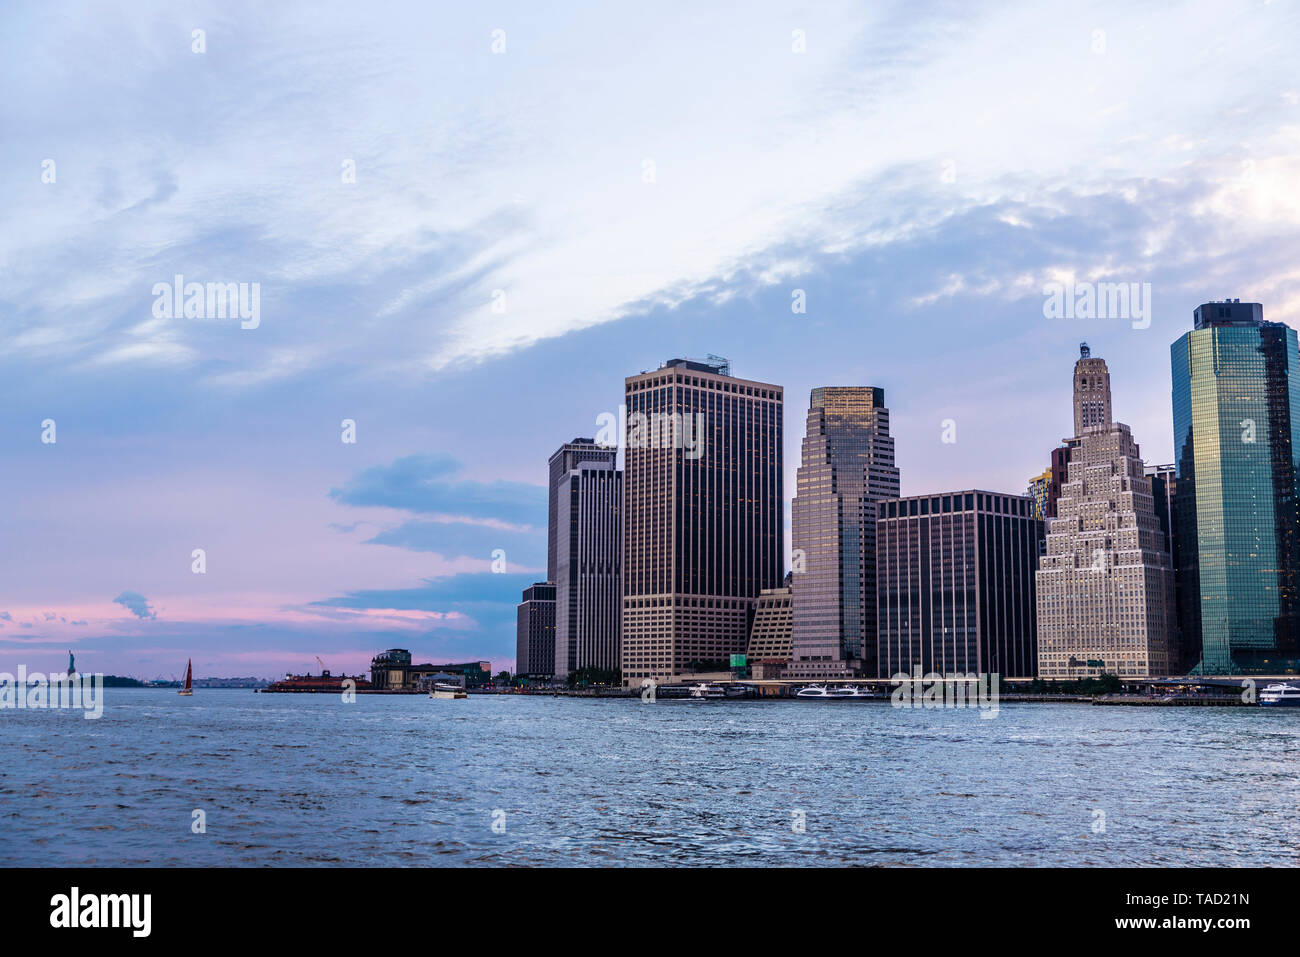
2, 0, 1299, 678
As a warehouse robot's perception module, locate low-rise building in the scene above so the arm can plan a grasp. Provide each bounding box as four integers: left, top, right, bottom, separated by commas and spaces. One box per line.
369, 649, 492, 690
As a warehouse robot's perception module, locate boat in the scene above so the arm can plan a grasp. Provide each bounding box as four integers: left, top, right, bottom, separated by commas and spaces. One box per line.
178, 659, 193, 696
429, 682, 467, 700
688, 682, 725, 699
796, 683, 880, 700
262, 669, 372, 693
1259, 683, 1300, 707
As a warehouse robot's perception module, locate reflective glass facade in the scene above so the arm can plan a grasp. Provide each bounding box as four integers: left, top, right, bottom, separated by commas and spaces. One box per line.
877, 491, 1039, 678
788, 387, 899, 678
1171, 302, 1300, 674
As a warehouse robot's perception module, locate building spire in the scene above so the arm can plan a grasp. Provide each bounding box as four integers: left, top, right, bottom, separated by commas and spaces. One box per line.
1073, 345, 1112, 435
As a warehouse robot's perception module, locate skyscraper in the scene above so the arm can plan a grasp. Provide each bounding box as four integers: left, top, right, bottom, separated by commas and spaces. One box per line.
553, 458, 623, 679
877, 491, 1039, 678
787, 386, 899, 678
516, 582, 556, 678
548, 438, 618, 582
1037, 345, 1176, 679
1171, 301, 1300, 674
621, 358, 784, 686
1145, 462, 1181, 671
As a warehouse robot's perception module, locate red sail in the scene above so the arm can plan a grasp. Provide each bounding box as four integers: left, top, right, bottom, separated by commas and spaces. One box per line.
183, 659, 192, 691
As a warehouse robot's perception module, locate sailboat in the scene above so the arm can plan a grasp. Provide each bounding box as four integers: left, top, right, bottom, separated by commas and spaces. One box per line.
178, 659, 193, 696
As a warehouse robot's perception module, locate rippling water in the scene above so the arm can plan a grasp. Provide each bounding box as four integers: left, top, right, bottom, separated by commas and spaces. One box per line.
3, 689, 1298, 866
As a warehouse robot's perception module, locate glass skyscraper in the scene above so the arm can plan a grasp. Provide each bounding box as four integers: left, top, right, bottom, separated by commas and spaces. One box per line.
788, 386, 899, 679
878, 491, 1039, 679
1171, 301, 1300, 674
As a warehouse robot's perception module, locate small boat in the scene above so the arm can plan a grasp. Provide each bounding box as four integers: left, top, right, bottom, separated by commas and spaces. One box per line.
688, 682, 725, 699
1259, 683, 1300, 707
429, 682, 467, 700
178, 659, 193, 696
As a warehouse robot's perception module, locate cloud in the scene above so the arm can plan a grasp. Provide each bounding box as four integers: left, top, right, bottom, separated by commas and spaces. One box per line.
113, 591, 157, 620
5, 1, 1298, 381
363, 519, 543, 567
329, 454, 545, 527
314, 572, 539, 611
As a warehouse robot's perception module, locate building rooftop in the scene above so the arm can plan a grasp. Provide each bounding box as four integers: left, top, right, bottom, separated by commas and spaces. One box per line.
1193, 300, 1264, 329
662, 356, 730, 376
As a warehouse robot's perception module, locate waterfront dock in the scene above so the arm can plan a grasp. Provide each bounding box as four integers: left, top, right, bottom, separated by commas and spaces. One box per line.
1092, 694, 1248, 707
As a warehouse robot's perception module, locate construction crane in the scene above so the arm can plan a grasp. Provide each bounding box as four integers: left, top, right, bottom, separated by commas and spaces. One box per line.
315, 655, 328, 677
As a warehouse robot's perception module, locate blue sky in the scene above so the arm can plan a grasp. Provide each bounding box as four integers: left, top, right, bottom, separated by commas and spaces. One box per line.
2, 0, 1299, 677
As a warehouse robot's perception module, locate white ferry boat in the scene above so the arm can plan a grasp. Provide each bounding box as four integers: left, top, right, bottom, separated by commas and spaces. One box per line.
429, 682, 467, 700
1259, 683, 1300, 707
688, 682, 726, 699
796, 683, 880, 700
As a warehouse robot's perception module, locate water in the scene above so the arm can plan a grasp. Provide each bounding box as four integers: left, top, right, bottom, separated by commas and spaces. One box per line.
3, 689, 1298, 866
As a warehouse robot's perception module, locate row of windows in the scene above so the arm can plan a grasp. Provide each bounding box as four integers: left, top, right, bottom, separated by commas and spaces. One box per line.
626, 372, 781, 401
879, 493, 1033, 519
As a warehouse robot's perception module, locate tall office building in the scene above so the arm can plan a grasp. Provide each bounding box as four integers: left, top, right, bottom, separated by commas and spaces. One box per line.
877, 491, 1039, 678
788, 386, 899, 678
1037, 345, 1176, 679
548, 438, 617, 582
516, 582, 556, 678
1145, 464, 1176, 557
621, 358, 784, 685
553, 458, 623, 679
1171, 301, 1300, 674
1145, 463, 1181, 671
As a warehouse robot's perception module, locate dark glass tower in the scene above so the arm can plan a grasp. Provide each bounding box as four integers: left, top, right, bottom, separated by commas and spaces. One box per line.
877, 491, 1039, 678
788, 386, 899, 679
1171, 301, 1300, 674
516, 582, 556, 678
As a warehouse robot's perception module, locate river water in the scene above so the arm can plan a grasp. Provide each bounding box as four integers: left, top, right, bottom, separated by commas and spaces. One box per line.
3, 689, 1296, 866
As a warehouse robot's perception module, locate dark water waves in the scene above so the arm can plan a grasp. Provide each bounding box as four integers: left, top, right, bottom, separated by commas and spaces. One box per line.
2, 690, 1298, 866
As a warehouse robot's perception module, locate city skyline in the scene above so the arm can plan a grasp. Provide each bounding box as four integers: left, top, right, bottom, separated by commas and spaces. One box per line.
6, 1, 1300, 679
